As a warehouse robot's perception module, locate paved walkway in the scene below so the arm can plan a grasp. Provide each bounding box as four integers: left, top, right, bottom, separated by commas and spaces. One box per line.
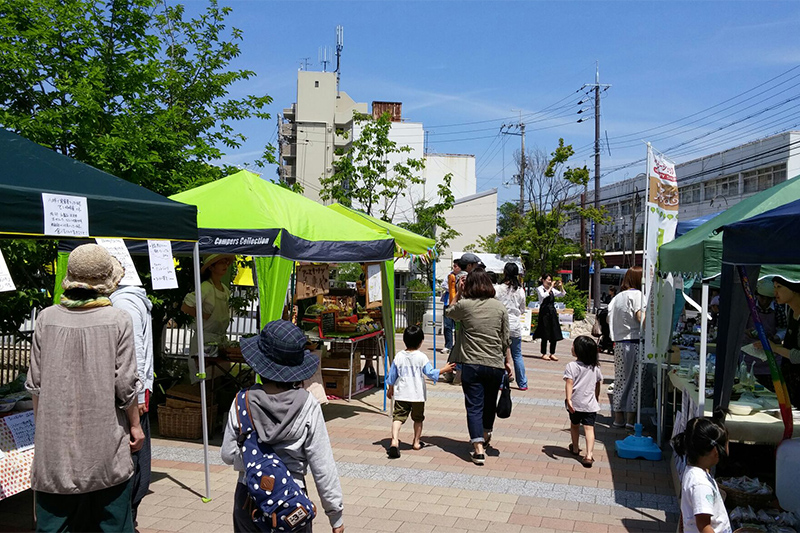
0, 334, 678, 532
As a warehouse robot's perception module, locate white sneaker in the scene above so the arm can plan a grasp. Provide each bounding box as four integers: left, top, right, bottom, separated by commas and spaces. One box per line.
441, 348, 450, 355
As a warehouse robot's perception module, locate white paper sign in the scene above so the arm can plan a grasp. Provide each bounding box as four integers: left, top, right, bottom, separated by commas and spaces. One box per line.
367, 263, 382, 305
95, 238, 142, 286
4, 411, 35, 451
0, 248, 16, 292
42, 193, 89, 237
520, 309, 533, 338
147, 240, 178, 290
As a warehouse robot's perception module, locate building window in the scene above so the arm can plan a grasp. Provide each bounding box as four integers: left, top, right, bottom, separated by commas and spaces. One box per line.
743, 163, 787, 194
315, 81, 319, 88
681, 184, 701, 204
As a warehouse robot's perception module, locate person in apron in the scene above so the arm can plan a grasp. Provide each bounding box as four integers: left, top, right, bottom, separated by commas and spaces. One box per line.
182, 254, 235, 356
532, 274, 565, 361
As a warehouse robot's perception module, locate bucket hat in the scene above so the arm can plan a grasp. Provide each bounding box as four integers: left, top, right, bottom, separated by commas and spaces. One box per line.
201, 254, 234, 273
62, 244, 124, 295
240, 320, 319, 383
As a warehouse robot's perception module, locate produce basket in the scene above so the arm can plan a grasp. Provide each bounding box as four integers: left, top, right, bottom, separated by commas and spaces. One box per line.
717, 477, 773, 509
157, 405, 215, 440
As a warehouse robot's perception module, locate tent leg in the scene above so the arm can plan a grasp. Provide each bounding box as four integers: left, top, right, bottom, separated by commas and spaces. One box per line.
432, 260, 437, 367
193, 243, 211, 502
698, 281, 709, 417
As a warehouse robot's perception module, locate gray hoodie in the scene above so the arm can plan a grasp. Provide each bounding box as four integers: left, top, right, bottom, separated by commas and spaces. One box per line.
110, 286, 153, 404
221, 386, 344, 528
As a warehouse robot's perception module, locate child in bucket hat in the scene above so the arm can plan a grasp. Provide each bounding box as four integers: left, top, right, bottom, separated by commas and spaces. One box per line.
221, 320, 344, 533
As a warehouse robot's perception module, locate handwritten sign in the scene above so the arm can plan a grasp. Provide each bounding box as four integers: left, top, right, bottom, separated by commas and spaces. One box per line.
520, 309, 533, 338
320, 311, 337, 337
4, 411, 35, 451
296, 264, 329, 300
0, 248, 15, 293
147, 240, 178, 290
95, 238, 142, 286
366, 263, 382, 308
42, 193, 89, 237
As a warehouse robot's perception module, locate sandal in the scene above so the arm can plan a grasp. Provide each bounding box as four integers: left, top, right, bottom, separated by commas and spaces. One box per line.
541, 354, 552, 361
611, 422, 626, 429
412, 442, 426, 450
568, 443, 581, 456
581, 457, 595, 468
388, 446, 400, 459
549, 355, 559, 362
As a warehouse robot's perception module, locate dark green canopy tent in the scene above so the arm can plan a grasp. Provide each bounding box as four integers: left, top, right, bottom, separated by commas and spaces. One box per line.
0, 129, 197, 241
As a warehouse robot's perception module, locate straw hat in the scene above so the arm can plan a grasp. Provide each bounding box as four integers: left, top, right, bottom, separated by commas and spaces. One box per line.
240, 320, 319, 383
200, 254, 234, 273
62, 244, 124, 295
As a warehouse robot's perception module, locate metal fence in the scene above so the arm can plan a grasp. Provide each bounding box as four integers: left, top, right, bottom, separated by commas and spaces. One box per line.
0, 309, 37, 387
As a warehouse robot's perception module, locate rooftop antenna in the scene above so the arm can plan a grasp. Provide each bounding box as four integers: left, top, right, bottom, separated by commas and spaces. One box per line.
299, 57, 310, 71
319, 46, 331, 72
334, 25, 343, 95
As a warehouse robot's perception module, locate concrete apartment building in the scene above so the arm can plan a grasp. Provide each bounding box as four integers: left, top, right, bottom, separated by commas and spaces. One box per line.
561, 131, 800, 266
279, 70, 496, 277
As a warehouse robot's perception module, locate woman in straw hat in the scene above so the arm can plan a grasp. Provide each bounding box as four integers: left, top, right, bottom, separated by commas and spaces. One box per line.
181, 254, 235, 354
25, 244, 144, 532
221, 320, 344, 533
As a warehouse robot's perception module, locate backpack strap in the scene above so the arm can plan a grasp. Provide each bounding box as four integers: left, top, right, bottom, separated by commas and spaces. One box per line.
235, 388, 277, 456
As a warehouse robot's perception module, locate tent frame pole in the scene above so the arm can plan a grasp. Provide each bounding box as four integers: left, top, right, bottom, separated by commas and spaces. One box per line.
432, 260, 437, 367
698, 280, 709, 417
192, 243, 212, 502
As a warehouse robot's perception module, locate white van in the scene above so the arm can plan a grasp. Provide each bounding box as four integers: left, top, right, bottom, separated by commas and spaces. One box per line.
599, 267, 627, 305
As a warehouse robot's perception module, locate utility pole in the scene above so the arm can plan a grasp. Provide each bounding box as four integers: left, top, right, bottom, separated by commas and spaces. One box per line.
584, 62, 611, 311
631, 187, 639, 268
501, 121, 526, 215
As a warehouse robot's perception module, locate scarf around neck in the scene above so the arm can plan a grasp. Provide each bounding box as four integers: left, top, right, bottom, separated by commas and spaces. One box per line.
60, 294, 112, 309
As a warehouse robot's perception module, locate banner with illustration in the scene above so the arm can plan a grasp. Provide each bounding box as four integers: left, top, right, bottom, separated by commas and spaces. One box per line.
643, 145, 679, 361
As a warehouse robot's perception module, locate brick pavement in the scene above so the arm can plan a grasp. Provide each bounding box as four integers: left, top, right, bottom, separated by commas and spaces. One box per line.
0, 334, 678, 532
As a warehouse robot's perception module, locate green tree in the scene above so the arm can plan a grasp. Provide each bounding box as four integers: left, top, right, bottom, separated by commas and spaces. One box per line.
0, 0, 273, 344
320, 112, 425, 221
494, 139, 608, 278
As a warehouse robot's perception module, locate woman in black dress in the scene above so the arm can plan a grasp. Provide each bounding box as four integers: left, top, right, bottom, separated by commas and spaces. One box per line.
533, 274, 565, 361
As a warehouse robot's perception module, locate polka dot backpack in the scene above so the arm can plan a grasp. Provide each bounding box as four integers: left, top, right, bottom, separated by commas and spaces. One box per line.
236, 390, 317, 531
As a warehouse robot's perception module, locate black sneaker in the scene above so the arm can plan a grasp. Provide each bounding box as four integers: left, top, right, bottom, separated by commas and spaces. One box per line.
470, 452, 485, 465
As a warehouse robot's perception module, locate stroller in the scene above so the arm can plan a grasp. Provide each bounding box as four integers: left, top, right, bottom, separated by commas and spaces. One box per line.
594, 308, 614, 354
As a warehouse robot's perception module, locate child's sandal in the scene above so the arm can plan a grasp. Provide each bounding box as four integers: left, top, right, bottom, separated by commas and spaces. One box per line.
568, 444, 581, 456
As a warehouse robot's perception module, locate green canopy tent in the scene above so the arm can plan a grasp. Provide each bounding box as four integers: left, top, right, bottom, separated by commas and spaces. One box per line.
0, 130, 212, 498
657, 175, 800, 418
328, 204, 438, 403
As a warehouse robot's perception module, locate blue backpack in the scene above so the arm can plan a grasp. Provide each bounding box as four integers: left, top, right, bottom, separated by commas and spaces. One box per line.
236, 390, 317, 531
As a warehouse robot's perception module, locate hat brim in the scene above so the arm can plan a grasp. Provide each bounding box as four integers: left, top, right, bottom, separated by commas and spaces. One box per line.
240, 335, 319, 383
201, 254, 235, 273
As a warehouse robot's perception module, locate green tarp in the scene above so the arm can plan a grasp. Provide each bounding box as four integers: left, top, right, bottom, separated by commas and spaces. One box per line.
0, 129, 197, 241
170, 170, 394, 261
659, 175, 800, 279
328, 204, 436, 259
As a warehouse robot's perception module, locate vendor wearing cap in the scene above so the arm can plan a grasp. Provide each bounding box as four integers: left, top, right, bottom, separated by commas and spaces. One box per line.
181, 254, 235, 353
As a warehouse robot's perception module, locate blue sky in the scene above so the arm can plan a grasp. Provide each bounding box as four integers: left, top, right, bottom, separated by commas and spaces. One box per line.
182, 1, 800, 208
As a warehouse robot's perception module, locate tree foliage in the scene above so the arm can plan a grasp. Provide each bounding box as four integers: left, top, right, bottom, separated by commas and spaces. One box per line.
469, 139, 608, 279
0, 0, 273, 335
320, 112, 425, 221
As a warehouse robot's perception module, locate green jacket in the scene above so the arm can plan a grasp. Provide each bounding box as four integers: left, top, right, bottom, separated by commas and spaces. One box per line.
445, 298, 510, 368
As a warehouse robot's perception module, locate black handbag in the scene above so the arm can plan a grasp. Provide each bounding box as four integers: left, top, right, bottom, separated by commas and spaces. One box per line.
496, 372, 512, 419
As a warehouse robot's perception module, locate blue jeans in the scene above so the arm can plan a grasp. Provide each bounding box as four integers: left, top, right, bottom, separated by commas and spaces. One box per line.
443, 308, 455, 350
510, 337, 527, 389
461, 363, 505, 443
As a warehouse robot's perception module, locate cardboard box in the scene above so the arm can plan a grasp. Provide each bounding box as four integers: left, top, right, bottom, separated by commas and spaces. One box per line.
322, 370, 360, 398
669, 345, 681, 365
321, 356, 351, 370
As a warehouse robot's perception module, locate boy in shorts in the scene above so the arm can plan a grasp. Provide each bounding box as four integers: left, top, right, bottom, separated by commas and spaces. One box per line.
386, 325, 455, 458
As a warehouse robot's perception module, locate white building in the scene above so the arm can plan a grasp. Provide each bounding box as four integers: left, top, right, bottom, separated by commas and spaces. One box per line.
561, 131, 800, 258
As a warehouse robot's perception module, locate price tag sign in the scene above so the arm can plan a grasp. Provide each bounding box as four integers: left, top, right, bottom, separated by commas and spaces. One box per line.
0, 248, 16, 293
147, 240, 178, 290
4, 411, 35, 451
42, 193, 89, 237
95, 238, 142, 286
366, 263, 382, 308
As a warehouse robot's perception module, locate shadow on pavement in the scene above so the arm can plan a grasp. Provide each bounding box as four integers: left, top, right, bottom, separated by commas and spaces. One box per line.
150, 471, 204, 498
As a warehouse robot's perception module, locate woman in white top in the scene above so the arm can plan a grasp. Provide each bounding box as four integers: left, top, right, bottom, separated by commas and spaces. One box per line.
495, 263, 528, 390
607, 266, 643, 429
532, 274, 566, 361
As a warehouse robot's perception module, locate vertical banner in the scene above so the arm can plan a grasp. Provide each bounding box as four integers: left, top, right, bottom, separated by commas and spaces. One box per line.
643, 145, 679, 362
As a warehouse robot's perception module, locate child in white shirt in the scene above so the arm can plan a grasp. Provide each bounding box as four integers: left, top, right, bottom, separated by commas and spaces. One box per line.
564, 335, 603, 468
672, 410, 732, 533
386, 325, 455, 458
